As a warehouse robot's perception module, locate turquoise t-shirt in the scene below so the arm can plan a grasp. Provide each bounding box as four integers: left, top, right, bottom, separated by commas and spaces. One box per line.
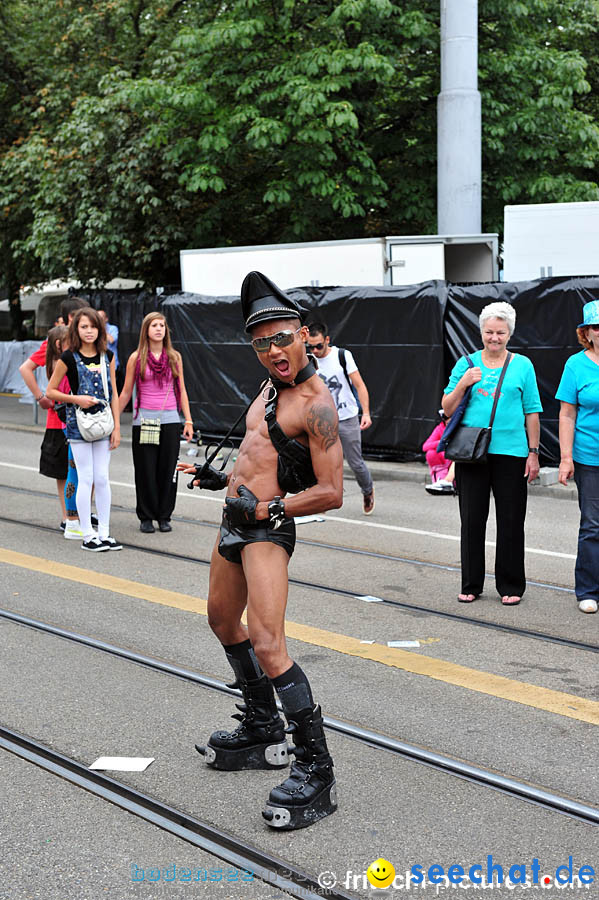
444, 351, 543, 457
555, 351, 599, 466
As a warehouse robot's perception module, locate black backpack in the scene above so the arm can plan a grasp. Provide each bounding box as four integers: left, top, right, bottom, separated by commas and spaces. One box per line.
338, 347, 362, 416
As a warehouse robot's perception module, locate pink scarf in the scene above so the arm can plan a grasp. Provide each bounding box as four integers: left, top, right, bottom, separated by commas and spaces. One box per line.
134, 349, 181, 416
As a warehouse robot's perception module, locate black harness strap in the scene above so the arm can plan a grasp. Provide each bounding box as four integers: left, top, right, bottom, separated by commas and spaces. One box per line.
264, 360, 317, 492
265, 399, 313, 466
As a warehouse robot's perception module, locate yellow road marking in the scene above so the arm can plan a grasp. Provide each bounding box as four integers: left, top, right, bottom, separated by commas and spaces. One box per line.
0, 548, 207, 615
1, 547, 598, 726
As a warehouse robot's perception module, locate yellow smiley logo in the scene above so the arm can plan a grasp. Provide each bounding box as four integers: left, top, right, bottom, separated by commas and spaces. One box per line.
366, 858, 395, 889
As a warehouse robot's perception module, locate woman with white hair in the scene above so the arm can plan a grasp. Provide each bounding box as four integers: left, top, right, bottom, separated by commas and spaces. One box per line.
442, 302, 542, 606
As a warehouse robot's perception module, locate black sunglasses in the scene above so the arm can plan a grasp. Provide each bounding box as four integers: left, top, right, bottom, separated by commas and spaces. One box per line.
251, 327, 301, 353
306, 341, 325, 351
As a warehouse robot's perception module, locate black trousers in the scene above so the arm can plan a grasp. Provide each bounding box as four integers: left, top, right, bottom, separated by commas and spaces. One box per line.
455, 454, 528, 598
132, 423, 181, 523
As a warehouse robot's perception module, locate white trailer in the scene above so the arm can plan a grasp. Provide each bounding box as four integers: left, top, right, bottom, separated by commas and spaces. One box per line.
504, 201, 599, 282
180, 234, 498, 295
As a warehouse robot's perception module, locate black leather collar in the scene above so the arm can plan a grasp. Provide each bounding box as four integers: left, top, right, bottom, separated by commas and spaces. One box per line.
270, 358, 317, 391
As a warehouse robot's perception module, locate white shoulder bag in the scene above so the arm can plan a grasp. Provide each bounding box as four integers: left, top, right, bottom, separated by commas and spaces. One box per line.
75, 353, 115, 442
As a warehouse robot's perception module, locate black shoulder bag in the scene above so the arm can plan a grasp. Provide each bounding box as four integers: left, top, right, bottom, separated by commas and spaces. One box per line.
444, 353, 512, 464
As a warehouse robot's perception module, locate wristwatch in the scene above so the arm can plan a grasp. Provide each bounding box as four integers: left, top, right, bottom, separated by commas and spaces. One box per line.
268, 496, 286, 530
528, 447, 539, 454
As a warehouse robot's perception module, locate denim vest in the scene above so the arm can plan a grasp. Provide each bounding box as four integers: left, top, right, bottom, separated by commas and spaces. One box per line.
65, 352, 112, 442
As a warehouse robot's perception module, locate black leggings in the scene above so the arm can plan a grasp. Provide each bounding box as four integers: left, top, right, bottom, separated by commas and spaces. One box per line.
132, 422, 181, 522
455, 454, 528, 597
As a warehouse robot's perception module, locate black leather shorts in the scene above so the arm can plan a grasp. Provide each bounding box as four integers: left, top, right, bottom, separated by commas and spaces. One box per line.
218, 512, 296, 565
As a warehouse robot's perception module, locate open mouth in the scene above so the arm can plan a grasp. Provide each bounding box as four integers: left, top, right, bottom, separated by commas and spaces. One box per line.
273, 360, 291, 378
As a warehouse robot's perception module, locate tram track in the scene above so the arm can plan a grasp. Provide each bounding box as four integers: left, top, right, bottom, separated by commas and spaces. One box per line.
0, 498, 597, 657
0, 725, 357, 900
2, 606, 598, 827
0, 482, 576, 595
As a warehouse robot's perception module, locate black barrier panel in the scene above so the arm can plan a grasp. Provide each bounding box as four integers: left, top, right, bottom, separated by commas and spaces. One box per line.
69, 287, 162, 375
70, 277, 599, 464
446, 277, 599, 464
162, 291, 259, 445
162, 282, 447, 458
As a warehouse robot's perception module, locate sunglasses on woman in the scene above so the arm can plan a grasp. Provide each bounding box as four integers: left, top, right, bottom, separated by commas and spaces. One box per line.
251, 327, 301, 353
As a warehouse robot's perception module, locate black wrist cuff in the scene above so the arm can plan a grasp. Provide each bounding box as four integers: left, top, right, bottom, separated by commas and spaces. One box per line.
268, 496, 286, 530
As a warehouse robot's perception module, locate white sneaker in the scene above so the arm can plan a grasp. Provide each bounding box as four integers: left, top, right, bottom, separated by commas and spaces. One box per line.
81, 536, 109, 552
425, 480, 455, 496
578, 598, 598, 614
64, 519, 83, 540
100, 536, 123, 551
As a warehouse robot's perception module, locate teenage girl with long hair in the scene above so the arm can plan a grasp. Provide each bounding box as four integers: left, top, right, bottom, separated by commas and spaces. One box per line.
47, 308, 121, 551
119, 312, 193, 533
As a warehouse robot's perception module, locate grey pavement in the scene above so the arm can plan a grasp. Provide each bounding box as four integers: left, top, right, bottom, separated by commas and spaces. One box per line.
1, 619, 597, 900
0, 413, 597, 900
0, 750, 284, 900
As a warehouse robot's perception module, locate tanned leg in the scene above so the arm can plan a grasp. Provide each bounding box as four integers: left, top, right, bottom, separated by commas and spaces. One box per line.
240, 541, 291, 679
238, 543, 337, 830
207, 536, 248, 645
199, 537, 289, 772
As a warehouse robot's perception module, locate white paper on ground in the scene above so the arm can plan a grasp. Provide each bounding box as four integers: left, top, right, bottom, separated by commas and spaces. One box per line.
360, 640, 376, 644
358, 595, 384, 603
89, 757, 155, 772
294, 515, 326, 524
387, 641, 421, 648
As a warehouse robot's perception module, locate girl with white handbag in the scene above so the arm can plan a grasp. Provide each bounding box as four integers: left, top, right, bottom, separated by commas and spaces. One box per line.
46, 308, 122, 552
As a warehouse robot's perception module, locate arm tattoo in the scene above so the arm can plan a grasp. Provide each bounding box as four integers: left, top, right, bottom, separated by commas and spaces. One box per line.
307, 403, 338, 452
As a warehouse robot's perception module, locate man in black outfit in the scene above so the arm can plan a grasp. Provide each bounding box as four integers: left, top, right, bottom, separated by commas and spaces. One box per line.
179, 272, 343, 829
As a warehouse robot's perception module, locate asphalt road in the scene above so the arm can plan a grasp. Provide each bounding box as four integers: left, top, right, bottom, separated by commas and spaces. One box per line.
0, 421, 597, 900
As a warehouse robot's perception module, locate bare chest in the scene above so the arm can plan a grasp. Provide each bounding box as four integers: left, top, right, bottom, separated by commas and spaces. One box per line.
245, 391, 308, 447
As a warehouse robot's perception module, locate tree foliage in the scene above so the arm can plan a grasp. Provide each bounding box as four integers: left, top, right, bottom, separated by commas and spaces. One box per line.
0, 0, 598, 301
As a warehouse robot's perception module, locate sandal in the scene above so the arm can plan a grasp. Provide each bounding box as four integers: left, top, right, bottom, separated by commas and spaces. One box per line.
458, 593, 478, 603
501, 595, 521, 606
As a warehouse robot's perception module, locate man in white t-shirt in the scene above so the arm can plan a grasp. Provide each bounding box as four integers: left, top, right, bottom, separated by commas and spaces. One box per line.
307, 322, 375, 514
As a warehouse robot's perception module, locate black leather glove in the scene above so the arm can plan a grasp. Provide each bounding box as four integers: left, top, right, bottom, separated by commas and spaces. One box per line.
225, 484, 259, 526
187, 463, 228, 491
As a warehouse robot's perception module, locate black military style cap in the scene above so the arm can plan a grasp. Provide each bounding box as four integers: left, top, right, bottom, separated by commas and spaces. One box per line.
241, 271, 307, 333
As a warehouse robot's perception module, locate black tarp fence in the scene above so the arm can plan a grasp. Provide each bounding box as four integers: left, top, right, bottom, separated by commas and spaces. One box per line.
75, 275, 599, 464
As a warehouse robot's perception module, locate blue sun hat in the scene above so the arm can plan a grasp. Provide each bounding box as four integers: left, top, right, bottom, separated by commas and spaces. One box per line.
578, 300, 599, 328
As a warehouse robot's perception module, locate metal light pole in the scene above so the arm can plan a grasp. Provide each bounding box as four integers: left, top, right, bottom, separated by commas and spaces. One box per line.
437, 0, 481, 234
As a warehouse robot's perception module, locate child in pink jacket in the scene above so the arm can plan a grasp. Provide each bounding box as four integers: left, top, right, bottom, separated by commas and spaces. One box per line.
422, 411, 455, 495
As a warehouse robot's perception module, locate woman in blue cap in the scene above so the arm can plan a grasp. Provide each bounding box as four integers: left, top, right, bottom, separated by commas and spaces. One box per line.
556, 300, 599, 614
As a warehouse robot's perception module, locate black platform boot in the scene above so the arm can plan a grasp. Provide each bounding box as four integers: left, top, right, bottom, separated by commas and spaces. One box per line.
196, 674, 289, 771
262, 705, 337, 830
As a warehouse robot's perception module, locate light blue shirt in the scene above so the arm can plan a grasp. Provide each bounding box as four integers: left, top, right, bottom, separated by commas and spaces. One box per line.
555, 351, 599, 466
106, 323, 119, 369
444, 351, 542, 457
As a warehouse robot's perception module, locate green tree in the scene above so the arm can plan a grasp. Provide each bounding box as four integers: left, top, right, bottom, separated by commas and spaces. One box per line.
0, 0, 207, 302
479, 0, 599, 233
1, 0, 599, 295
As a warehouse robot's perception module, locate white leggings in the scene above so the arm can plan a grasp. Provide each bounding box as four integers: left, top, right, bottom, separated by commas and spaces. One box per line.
70, 439, 112, 540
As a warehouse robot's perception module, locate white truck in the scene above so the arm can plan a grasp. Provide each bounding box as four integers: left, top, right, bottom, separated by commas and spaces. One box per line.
503, 201, 599, 282
180, 234, 498, 295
